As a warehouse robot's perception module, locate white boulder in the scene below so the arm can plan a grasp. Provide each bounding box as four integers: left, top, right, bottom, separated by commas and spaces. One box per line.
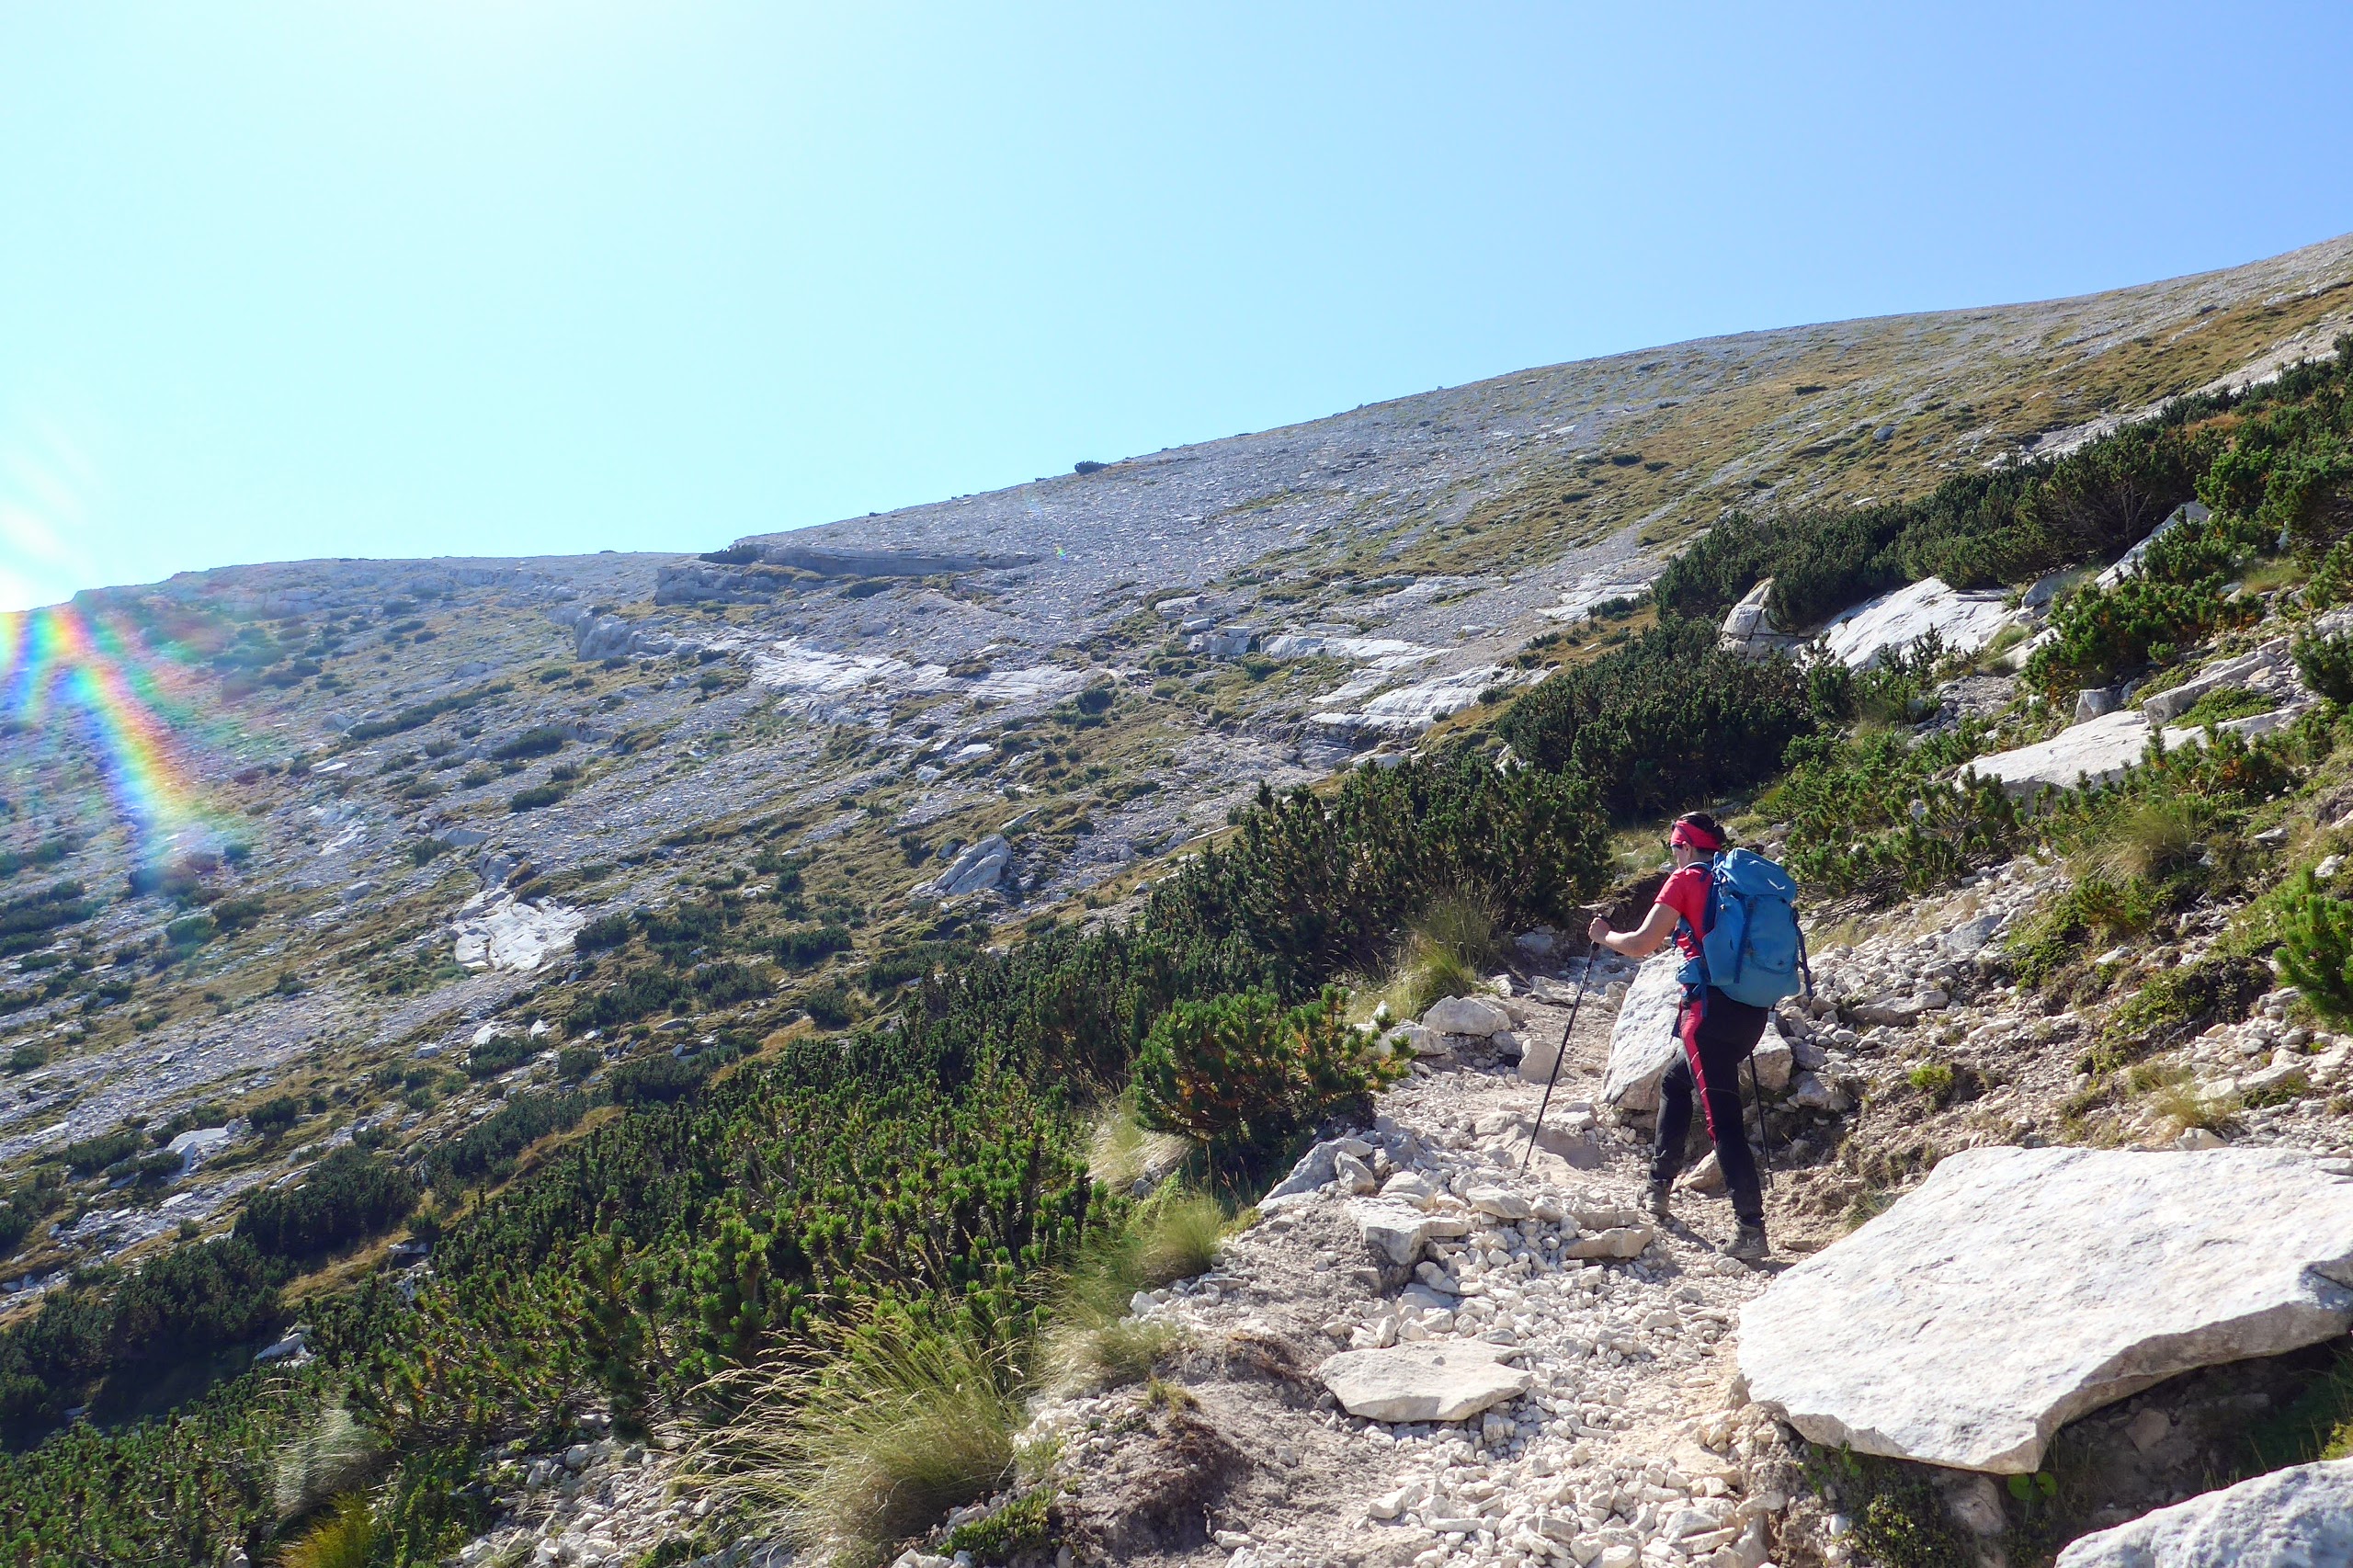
1351, 1199, 1471, 1267
1739, 1146, 2353, 1473
1318, 1341, 1531, 1423
2053, 1457, 2353, 1567
1423, 995, 1513, 1038
924, 835, 1011, 900
1600, 955, 1688, 1111
1819, 577, 2019, 670
451, 892, 586, 972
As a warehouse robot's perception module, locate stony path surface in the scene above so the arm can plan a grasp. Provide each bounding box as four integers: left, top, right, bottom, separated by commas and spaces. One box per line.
1006, 987, 1793, 1568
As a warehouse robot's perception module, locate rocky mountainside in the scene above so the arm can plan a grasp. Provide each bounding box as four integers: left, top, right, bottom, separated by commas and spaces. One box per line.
5, 234, 2353, 1566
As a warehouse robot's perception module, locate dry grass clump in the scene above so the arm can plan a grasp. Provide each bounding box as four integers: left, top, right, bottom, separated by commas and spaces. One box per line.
1377, 891, 1503, 1021
1040, 1188, 1225, 1393
695, 1318, 1027, 1568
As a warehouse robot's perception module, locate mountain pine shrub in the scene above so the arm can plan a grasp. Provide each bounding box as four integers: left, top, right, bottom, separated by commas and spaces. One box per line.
2277, 869, 2353, 1021
1495, 618, 1812, 818
2294, 631, 2353, 704
1133, 988, 1404, 1170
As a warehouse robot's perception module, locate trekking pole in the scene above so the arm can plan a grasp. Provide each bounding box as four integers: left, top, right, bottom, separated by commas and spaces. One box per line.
1522, 924, 1592, 1174
1745, 1054, 1775, 1194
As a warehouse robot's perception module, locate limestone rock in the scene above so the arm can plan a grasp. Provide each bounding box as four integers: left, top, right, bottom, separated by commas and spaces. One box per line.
1739, 1146, 2353, 1472
451, 892, 586, 973
1753, 1033, 1793, 1093
1819, 577, 2020, 670
1317, 1341, 1532, 1423
1263, 1140, 1342, 1205
1467, 1186, 1532, 1221
1334, 1151, 1377, 1195
1423, 995, 1513, 1038
1973, 710, 2152, 797
1718, 580, 1799, 659
1351, 1199, 1470, 1267
1787, 1071, 1851, 1111
2052, 1457, 2353, 1567
924, 834, 1011, 900
1380, 1172, 1438, 1208
1564, 1224, 1653, 1260
1600, 955, 1688, 1111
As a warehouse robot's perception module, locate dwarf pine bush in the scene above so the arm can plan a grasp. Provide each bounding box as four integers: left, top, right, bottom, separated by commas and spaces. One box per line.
1133, 988, 1404, 1171
2277, 870, 2353, 1021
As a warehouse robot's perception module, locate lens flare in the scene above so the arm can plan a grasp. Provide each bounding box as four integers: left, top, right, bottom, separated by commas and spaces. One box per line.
0, 603, 222, 864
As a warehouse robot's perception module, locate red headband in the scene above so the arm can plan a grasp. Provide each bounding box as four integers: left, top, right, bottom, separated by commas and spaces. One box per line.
1671, 819, 1722, 851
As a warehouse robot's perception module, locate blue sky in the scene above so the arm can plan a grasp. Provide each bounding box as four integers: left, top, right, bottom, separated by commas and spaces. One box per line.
4, 3, 2350, 609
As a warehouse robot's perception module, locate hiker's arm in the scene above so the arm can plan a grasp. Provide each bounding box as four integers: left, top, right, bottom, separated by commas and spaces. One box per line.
1587, 903, 1677, 959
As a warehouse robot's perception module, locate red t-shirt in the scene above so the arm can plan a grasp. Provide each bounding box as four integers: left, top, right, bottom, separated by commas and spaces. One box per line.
1654, 862, 1712, 960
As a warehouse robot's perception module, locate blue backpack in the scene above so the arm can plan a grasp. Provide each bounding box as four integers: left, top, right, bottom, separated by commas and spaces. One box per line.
1695, 848, 1810, 1008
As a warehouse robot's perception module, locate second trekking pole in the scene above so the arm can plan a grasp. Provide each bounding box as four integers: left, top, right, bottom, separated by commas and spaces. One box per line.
1522, 932, 1592, 1174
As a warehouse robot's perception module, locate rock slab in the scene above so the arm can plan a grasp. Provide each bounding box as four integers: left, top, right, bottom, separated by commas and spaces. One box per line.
1600, 955, 1687, 1111
1739, 1146, 2353, 1472
1318, 1341, 1531, 1423
1819, 576, 2018, 670
2052, 1457, 2353, 1567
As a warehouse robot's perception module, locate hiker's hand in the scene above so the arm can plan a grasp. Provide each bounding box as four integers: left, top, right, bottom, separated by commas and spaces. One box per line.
1586, 915, 1612, 946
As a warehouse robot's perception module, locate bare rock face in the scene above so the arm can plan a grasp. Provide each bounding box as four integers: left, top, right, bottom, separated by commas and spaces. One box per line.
1818, 576, 2020, 670
2052, 1457, 2353, 1567
1600, 956, 1687, 1112
1317, 1341, 1531, 1423
1973, 709, 2154, 797
1739, 1146, 2353, 1473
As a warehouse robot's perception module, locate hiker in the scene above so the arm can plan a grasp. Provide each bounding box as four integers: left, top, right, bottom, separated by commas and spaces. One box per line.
1586, 812, 1772, 1262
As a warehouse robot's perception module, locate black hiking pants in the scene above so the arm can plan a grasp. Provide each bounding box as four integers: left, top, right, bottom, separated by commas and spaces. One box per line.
1650, 985, 1768, 1227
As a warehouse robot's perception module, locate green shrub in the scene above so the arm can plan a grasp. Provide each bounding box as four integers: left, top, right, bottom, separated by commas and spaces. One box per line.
1770, 728, 2019, 903
2277, 869, 2353, 1021
1495, 618, 1813, 818
493, 725, 569, 761
249, 1095, 301, 1136
800, 983, 856, 1029
556, 1045, 601, 1080
235, 1148, 420, 1262
1134, 988, 1403, 1168
776, 925, 854, 969
1906, 1062, 1956, 1107
464, 1035, 534, 1077
574, 912, 633, 952
509, 783, 568, 812
943, 1487, 1055, 1558
2295, 631, 2353, 703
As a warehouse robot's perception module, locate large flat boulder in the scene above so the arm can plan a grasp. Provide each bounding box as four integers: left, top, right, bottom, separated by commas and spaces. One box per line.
1318, 1341, 1531, 1423
1820, 577, 2020, 669
1739, 1147, 2353, 1473
1972, 710, 2153, 797
1600, 955, 1687, 1111
2053, 1458, 2353, 1567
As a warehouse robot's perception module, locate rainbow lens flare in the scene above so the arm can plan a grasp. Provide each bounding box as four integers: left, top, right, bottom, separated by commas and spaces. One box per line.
0, 603, 222, 864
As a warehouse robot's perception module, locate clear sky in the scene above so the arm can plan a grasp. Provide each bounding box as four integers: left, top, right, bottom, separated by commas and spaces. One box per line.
4, 3, 2351, 610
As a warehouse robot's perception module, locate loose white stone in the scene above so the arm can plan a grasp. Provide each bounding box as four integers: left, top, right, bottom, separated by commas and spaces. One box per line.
1319, 1341, 1532, 1423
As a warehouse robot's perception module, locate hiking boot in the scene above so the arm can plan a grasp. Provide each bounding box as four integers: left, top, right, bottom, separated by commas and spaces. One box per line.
1642, 1179, 1673, 1222
1723, 1221, 1769, 1263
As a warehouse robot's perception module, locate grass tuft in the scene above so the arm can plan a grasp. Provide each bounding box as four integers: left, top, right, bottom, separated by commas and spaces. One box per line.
278, 1494, 378, 1568
1041, 1188, 1223, 1392
695, 1317, 1026, 1568
1379, 891, 1503, 1020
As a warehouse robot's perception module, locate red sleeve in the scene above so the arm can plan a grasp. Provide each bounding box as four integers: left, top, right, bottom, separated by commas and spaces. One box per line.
1654, 864, 1710, 932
